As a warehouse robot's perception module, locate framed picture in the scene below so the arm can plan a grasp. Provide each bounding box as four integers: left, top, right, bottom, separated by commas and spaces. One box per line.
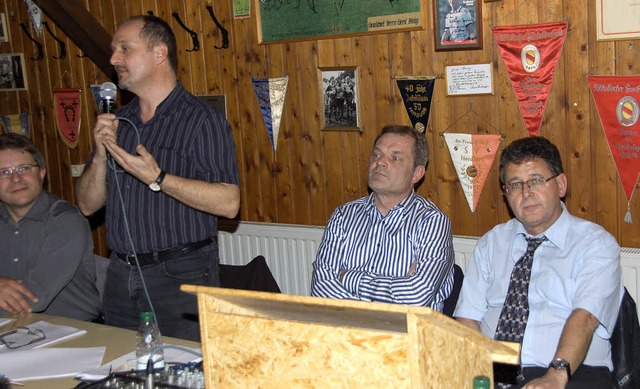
445, 63, 493, 96
0, 13, 8, 43
596, 0, 640, 41
255, 0, 425, 44
0, 53, 28, 91
319, 67, 360, 132
199, 94, 227, 118
434, 0, 482, 51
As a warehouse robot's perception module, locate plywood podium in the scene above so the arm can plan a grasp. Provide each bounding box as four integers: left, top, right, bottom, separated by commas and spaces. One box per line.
182, 285, 519, 388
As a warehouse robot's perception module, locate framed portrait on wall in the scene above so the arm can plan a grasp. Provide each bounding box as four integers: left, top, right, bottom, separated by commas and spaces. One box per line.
0, 53, 28, 91
434, 0, 482, 51
319, 67, 360, 132
0, 13, 9, 43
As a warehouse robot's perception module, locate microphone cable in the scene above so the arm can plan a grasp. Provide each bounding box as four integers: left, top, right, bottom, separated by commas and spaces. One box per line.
106, 116, 159, 327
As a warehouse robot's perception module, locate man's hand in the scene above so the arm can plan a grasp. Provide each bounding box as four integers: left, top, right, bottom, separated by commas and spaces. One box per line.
104, 141, 161, 186
523, 368, 568, 389
0, 278, 38, 314
92, 113, 119, 162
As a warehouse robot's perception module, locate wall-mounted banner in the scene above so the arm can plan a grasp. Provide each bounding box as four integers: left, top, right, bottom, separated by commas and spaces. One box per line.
0, 112, 30, 136
587, 75, 640, 223
443, 133, 502, 213
23, 0, 43, 37
53, 88, 82, 148
395, 76, 435, 134
252, 75, 288, 151
492, 21, 567, 137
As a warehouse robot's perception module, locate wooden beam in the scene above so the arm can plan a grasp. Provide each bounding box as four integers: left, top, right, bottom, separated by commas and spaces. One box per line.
33, 0, 116, 81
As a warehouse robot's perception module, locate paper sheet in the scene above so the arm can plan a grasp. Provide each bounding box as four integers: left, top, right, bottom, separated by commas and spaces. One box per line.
0, 318, 12, 327
0, 320, 86, 353
77, 345, 202, 381
0, 346, 105, 381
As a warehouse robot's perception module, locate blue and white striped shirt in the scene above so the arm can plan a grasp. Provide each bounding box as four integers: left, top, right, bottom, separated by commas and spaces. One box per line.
311, 191, 454, 310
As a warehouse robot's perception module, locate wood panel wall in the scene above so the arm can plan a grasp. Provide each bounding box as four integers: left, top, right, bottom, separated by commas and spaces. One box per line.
1, 0, 639, 255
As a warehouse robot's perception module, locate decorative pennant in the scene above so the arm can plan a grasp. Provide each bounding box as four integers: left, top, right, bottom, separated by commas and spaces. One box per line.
252, 75, 288, 151
443, 133, 502, 213
24, 0, 43, 37
53, 88, 82, 148
89, 84, 103, 111
0, 112, 30, 136
395, 76, 436, 134
492, 21, 568, 137
587, 75, 640, 223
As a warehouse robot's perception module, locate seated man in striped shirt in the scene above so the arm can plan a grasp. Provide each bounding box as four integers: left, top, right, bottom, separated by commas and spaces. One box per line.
311, 125, 454, 310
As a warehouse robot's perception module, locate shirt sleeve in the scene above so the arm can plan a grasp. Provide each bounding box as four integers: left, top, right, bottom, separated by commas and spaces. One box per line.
21, 207, 94, 313
453, 235, 491, 322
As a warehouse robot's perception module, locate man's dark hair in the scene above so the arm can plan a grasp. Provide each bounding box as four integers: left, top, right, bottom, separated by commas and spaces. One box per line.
0, 133, 46, 168
374, 125, 429, 167
499, 136, 564, 184
128, 15, 177, 73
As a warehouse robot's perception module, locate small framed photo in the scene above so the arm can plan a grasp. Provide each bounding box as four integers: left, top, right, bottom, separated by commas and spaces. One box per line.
445, 63, 493, 96
319, 67, 360, 131
199, 94, 228, 118
0, 53, 28, 91
0, 13, 8, 43
434, 0, 482, 51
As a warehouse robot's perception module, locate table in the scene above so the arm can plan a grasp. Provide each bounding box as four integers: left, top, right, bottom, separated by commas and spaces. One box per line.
0, 313, 200, 389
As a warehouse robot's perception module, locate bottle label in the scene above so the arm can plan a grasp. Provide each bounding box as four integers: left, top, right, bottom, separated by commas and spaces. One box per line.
136, 353, 165, 370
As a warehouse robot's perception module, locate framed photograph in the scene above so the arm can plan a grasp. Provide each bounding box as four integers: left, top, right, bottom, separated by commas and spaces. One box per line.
319, 67, 360, 132
0, 53, 28, 91
0, 13, 8, 43
199, 94, 227, 118
434, 0, 482, 51
255, 0, 425, 44
445, 63, 493, 96
596, 0, 640, 41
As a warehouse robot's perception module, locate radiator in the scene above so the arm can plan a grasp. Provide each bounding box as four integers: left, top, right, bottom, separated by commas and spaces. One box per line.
218, 221, 640, 317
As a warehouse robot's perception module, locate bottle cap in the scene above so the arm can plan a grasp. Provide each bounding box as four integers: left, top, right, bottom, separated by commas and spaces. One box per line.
140, 311, 154, 322
473, 375, 490, 389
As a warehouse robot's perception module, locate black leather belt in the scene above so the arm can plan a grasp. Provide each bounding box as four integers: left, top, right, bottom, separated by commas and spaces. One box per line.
115, 238, 214, 267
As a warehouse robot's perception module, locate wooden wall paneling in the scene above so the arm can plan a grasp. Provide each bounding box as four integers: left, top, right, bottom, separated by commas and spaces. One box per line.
295, 40, 327, 226
563, 0, 593, 222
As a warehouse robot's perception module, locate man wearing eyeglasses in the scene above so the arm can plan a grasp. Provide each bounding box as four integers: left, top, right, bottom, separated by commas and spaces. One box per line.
0, 133, 101, 320
454, 136, 623, 388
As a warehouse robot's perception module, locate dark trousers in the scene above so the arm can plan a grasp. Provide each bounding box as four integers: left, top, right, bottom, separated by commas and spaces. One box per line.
102, 241, 219, 341
508, 366, 615, 389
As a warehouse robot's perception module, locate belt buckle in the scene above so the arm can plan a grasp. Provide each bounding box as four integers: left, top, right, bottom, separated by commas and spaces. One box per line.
124, 254, 137, 266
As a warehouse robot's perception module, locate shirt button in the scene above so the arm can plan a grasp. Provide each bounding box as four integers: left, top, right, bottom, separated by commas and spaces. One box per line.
14, 230, 19, 235
13, 258, 19, 262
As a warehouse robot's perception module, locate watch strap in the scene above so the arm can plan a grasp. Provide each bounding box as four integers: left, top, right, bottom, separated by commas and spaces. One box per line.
155, 170, 166, 186
549, 358, 571, 381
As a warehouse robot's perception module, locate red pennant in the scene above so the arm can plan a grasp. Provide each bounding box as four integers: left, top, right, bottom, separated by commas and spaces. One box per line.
587, 75, 640, 202
492, 21, 567, 137
53, 88, 82, 148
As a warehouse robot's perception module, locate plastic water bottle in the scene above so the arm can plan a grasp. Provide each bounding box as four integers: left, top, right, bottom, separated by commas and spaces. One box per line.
136, 311, 165, 370
473, 375, 490, 389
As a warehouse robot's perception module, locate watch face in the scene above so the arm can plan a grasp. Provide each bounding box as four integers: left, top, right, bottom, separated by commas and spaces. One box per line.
149, 182, 161, 192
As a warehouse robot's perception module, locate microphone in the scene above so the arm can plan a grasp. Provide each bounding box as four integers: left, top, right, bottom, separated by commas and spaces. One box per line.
99, 82, 118, 114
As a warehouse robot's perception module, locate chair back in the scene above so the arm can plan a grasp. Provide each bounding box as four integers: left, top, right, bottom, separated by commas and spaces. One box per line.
442, 264, 464, 317
220, 255, 281, 293
611, 288, 640, 389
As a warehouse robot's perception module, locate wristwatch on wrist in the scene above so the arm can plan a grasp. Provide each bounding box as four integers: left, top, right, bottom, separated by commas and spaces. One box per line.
548, 358, 571, 380
149, 170, 166, 192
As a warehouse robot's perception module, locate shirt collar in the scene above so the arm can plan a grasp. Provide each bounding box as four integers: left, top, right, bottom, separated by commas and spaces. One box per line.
513, 202, 568, 250
120, 82, 185, 121
365, 190, 417, 217
0, 191, 49, 225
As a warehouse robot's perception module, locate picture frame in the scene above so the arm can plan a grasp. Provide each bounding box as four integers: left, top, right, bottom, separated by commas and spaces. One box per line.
255, 0, 425, 44
199, 94, 228, 118
319, 67, 360, 132
445, 63, 493, 96
0, 13, 8, 43
596, 0, 640, 41
434, 0, 482, 51
0, 53, 28, 91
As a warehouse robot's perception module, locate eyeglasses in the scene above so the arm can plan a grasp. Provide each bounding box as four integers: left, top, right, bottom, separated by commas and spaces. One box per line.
502, 173, 560, 196
0, 327, 46, 349
0, 164, 39, 179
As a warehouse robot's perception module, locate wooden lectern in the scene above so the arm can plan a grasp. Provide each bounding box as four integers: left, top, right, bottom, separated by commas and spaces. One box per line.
182, 285, 519, 388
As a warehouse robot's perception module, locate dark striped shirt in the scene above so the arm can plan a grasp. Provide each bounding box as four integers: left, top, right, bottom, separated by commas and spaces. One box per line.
311, 191, 454, 310
99, 83, 239, 253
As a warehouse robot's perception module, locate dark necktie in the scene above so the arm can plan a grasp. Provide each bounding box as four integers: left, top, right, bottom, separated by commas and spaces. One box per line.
494, 236, 548, 343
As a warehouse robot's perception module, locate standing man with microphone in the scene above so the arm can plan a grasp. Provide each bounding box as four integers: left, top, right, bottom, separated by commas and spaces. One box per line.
76, 15, 240, 341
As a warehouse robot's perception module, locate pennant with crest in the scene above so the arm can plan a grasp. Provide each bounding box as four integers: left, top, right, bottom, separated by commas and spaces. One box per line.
53, 88, 82, 148
587, 75, 640, 223
1, 112, 30, 136
492, 21, 567, 137
444, 133, 502, 213
252, 75, 288, 151
395, 76, 436, 134
23, 0, 43, 37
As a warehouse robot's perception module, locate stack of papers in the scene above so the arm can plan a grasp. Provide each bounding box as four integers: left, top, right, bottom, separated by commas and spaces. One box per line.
1, 347, 106, 381
0, 320, 86, 353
